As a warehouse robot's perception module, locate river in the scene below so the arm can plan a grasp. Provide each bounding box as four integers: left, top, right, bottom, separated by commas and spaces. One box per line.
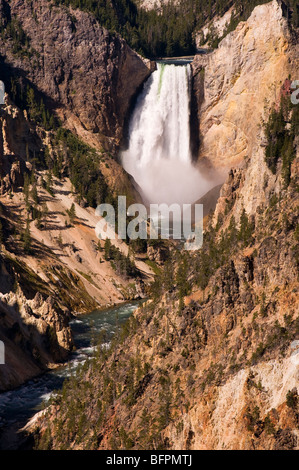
0, 301, 141, 450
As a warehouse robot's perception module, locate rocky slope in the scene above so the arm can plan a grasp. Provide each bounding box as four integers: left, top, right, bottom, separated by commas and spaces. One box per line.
196, 5, 234, 48
192, 0, 298, 173
32, 92, 299, 448
0, 0, 298, 451
0, 85, 153, 391
138, 0, 178, 11
0, 270, 73, 391
0, 0, 154, 152
0, 0, 158, 395
29, 2, 299, 450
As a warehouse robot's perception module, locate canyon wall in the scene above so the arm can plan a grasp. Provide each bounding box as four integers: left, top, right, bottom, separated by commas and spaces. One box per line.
0, 253, 74, 391
30, 1, 299, 450
192, 0, 298, 172
32, 92, 299, 447
0, 0, 153, 152
0, 72, 158, 392
0, 0, 157, 392
139, 0, 178, 11
0, 94, 152, 391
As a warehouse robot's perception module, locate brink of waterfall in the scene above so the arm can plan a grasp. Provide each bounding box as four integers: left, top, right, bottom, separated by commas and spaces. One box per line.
122, 63, 211, 206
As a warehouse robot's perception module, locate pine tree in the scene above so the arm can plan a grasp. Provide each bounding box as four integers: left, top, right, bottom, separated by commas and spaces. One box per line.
26, 86, 39, 122
68, 203, 76, 224
31, 183, 39, 205
46, 170, 54, 195
26, 143, 30, 162
35, 210, 42, 230
23, 173, 30, 205
58, 232, 63, 248
282, 139, 295, 187
238, 209, 254, 245
0, 219, 3, 246
23, 218, 31, 254
104, 238, 112, 261
41, 202, 48, 230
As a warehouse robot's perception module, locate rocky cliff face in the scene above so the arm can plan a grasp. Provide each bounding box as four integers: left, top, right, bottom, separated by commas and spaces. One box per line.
192, 0, 298, 172
0, 120, 25, 196
0, 253, 74, 391
196, 6, 234, 48
32, 106, 299, 448
0, 0, 153, 152
0, 0, 156, 393
0, 96, 39, 195
0, 89, 153, 392
30, 2, 299, 450
138, 0, 177, 11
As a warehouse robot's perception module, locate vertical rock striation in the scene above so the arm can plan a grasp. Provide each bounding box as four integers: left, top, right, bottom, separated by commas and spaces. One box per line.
0, 0, 154, 152
192, 0, 298, 172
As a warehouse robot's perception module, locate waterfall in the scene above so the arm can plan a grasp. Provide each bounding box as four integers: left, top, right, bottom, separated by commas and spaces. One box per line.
122, 63, 211, 206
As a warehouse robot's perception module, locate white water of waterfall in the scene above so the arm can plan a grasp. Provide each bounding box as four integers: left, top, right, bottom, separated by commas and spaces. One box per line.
122, 63, 211, 206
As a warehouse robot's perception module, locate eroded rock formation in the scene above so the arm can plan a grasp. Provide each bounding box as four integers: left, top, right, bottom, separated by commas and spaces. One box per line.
0, 0, 154, 152
0, 254, 74, 391
192, 0, 298, 171
30, 1, 299, 451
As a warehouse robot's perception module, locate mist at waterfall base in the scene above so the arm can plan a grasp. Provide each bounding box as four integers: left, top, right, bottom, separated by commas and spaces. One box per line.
122, 63, 213, 207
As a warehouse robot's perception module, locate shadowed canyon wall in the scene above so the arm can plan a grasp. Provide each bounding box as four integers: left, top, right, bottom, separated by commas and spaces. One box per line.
0, 0, 154, 152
